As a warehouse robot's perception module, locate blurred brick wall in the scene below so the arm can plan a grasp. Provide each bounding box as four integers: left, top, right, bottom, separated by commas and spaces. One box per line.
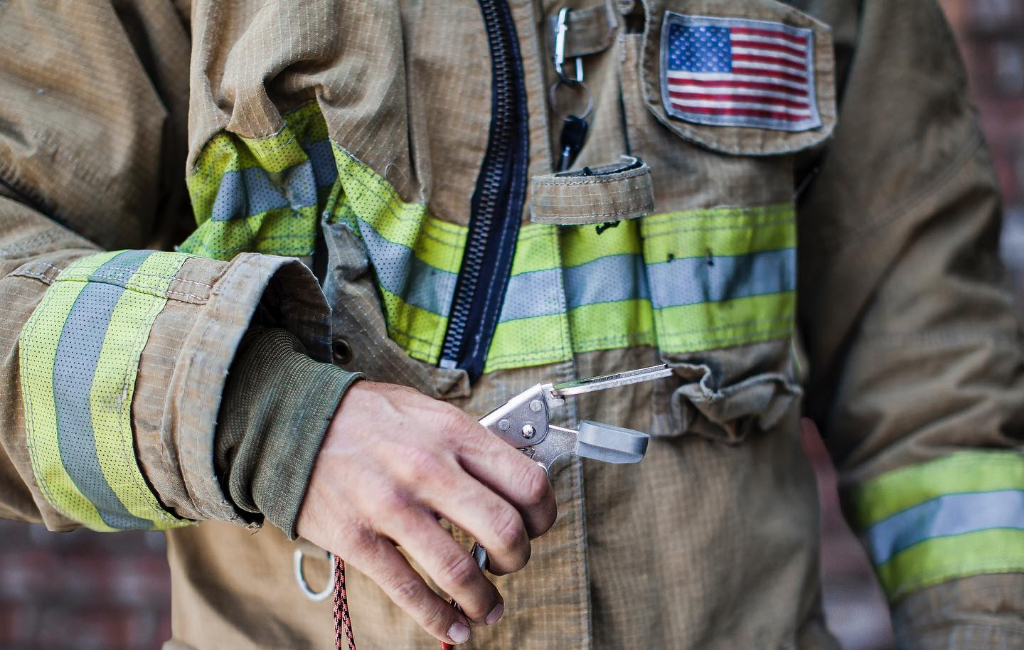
0, 523, 170, 650
1, 3, 1022, 650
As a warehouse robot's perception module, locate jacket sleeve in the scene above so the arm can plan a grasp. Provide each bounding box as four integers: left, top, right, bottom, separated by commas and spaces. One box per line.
797, 0, 1024, 646
0, 1, 334, 532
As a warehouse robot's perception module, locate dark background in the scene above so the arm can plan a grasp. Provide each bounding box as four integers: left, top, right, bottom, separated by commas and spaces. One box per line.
2, 1, 1022, 648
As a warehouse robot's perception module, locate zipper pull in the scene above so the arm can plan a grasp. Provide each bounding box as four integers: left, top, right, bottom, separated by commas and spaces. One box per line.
558, 114, 589, 172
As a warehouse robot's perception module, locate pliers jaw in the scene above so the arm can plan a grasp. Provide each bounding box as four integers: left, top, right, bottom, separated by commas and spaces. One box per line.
478, 364, 671, 473
454, 364, 671, 596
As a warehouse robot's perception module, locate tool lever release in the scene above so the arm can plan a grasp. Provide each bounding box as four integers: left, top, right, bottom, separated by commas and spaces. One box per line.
575, 420, 649, 464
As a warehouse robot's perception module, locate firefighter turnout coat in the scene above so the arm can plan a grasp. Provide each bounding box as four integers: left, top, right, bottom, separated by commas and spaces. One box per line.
1, 0, 1022, 648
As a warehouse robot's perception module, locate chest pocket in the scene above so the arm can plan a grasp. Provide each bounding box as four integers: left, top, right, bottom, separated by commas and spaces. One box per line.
611, 0, 836, 440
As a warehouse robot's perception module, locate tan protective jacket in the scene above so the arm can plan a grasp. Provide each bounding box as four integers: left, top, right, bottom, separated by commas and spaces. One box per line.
1, 1, 1023, 649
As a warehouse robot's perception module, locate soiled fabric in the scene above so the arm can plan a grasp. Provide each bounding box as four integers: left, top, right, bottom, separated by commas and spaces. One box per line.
0, 1, 1022, 649
216, 326, 363, 538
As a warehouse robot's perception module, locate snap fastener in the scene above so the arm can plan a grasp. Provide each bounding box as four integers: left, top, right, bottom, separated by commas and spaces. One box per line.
332, 338, 352, 365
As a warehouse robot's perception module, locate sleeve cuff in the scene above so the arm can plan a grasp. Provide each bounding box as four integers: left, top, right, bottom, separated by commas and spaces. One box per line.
217, 326, 362, 538
891, 573, 1024, 649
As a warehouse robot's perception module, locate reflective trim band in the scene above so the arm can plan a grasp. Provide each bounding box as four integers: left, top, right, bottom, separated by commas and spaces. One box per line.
654, 292, 795, 351
646, 248, 794, 308
641, 204, 796, 261
54, 251, 153, 530
501, 268, 566, 321
331, 145, 465, 364
485, 314, 573, 372
570, 300, 655, 353
380, 286, 449, 362
184, 101, 796, 369
849, 451, 1024, 528
867, 490, 1024, 565
209, 165, 319, 222
360, 225, 459, 317
182, 102, 332, 260
875, 529, 1024, 600
20, 251, 193, 531
848, 451, 1024, 600
566, 254, 650, 310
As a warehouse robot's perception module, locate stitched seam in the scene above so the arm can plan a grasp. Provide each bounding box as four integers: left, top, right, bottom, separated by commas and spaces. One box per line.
643, 219, 796, 237
0, 230, 64, 257
9, 270, 56, 285
536, 208, 651, 220
113, 292, 181, 524
57, 269, 213, 290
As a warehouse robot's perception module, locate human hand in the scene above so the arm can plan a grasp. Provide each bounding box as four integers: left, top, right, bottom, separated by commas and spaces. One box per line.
296, 381, 557, 645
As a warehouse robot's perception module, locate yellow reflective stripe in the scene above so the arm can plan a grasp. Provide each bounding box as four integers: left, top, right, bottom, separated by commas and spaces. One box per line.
180, 208, 320, 260
560, 218, 642, 269
88, 253, 190, 530
570, 300, 655, 353
57, 250, 124, 279
20, 252, 192, 531
653, 292, 795, 353
185, 102, 335, 261
484, 314, 572, 374
332, 150, 466, 273
20, 277, 111, 531
642, 204, 795, 261
380, 287, 449, 363
332, 149, 461, 249
510, 224, 560, 275
849, 451, 1024, 530
876, 528, 1024, 601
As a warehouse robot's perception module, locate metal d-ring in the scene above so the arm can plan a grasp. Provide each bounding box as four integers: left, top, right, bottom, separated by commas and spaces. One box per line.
294, 548, 335, 601
549, 79, 593, 120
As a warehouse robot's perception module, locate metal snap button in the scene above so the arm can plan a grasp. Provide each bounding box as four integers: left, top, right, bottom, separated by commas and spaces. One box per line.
333, 338, 353, 365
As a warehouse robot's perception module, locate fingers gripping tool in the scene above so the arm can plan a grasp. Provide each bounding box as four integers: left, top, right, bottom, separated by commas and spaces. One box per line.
448, 364, 672, 613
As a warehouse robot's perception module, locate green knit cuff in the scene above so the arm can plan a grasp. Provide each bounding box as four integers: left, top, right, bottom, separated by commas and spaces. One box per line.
216, 327, 362, 538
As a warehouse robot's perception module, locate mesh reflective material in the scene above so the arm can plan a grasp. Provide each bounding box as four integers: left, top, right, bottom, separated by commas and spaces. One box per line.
330, 149, 465, 363
180, 102, 334, 260
848, 451, 1024, 600
483, 205, 796, 372
183, 102, 796, 371
19, 251, 193, 531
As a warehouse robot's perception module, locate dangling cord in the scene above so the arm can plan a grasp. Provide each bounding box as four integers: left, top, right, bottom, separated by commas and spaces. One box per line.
334, 556, 357, 650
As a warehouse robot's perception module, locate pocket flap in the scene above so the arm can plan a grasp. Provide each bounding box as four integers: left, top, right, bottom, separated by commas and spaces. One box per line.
640, 0, 837, 155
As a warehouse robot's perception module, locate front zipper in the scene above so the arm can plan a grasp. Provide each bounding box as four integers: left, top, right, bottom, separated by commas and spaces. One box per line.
438, 0, 531, 382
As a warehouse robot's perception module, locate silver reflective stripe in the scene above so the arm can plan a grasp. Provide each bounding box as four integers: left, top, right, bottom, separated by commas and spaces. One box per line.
565, 254, 650, 310
53, 251, 153, 530
500, 268, 565, 322
646, 248, 795, 309
496, 248, 793, 323
358, 223, 459, 316
866, 490, 1024, 565
306, 139, 338, 188
210, 140, 335, 222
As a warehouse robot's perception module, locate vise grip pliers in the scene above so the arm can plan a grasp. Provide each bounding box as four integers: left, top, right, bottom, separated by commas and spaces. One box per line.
456, 364, 672, 592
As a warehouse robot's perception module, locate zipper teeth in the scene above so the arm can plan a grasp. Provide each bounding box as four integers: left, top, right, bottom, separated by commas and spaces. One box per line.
440, 0, 519, 363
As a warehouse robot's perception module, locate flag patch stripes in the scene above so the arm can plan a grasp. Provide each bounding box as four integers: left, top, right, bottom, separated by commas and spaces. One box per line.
660, 13, 821, 131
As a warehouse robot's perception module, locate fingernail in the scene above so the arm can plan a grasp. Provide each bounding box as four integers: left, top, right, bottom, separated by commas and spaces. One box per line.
485, 602, 504, 625
447, 622, 470, 644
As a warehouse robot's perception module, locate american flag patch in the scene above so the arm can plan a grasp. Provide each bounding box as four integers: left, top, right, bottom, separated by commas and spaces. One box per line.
660, 13, 821, 132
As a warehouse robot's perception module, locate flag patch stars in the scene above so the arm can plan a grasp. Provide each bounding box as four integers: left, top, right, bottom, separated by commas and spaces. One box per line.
660, 13, 821, 132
